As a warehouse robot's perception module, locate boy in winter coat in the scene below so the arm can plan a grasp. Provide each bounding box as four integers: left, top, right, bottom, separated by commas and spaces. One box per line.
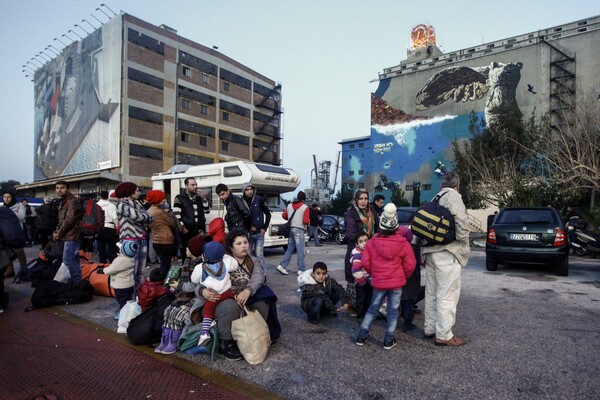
137, 268, 170, 313
97, 253, 135, 319
351, 232, 373, 322
356, 203, 416, 350
299, 262, 348, 324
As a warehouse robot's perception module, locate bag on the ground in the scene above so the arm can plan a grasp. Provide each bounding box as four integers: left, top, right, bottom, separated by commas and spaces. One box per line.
41, 239, 64, 262
178, 324, 219, 360
15, 258, 61, 284
127, 294, 173, 345
231, 304, 270, 365
411, 191, 456, 246
28, 280, 94, 309
0, 207, 26, 248
53, 263, 71, 283
82, 264, 115, 298
117, 300, 142, 334
80, 199, 104, 237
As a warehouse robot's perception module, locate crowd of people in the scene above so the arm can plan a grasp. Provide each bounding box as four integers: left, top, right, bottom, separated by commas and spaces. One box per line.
0, 170, 469, 360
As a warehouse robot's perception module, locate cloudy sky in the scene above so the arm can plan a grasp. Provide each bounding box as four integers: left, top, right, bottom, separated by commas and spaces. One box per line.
1, 0, 598, 195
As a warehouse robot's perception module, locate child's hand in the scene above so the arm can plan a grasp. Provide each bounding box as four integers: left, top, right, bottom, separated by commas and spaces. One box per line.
337, 304, 349, 312
169, 280, 178, 289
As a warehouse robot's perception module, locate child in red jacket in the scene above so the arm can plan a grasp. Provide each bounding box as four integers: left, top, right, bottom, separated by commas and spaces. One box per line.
355, 203, 416, 350
137, 268, 170, 312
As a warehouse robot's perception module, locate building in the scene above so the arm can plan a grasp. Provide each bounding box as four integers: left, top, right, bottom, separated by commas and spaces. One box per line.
340, 16, 600, 226
19, 12, 282, 197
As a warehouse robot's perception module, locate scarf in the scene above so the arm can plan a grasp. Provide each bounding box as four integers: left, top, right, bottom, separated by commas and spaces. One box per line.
353, 201, 374, 237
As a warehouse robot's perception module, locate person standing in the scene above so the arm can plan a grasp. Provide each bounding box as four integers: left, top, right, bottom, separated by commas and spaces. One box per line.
147, 190, 181, 276
35, 197, 58, 250
216, 183, 250, 231
52, 181, 84, 284
242, 182, 271, 269
307, 203, 322, 247
97, 190, 118, 264
421, 171, 470, 346
344, 189, 379, 314
2, 192, 27, 278
276, 191, 310, 275
371, 194, 385, 216
172, 178, 209, 259
115, 182, 153, 292
22, 199, 36, 247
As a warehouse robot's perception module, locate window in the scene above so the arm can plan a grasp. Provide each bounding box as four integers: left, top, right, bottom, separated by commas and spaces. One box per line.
199, 136, 207, 147
223, 82, 230, 92
128, 68, 164, 89
349, 144, 355, 149
129, 106, 163, 125
182, 99, 190, 110
200, 105, 209, 115
405, 185, 413, 191
129, 144, 163, 160
423, 184, 432, 191
358, 170, 364, 176
358, 183, 364, 188
181, 132, 190, 142
183, 66, 192, 77
348, 170, 354, 176
202, 73, 210, 84
222, 111, 230, 121
359, 143, 365, 148
221, 141, 229, 151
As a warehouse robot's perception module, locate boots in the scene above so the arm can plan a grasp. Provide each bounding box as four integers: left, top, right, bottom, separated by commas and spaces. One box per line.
218, 339, 243, 361
154, 328, 170, 354
161, 328, 182, 354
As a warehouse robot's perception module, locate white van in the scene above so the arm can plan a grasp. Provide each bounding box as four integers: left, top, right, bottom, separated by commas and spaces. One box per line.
151, 161, 301, 248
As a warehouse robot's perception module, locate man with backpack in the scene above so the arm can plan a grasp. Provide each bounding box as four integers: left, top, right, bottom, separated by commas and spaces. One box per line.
421, 171, 470, 347
80, 195, 104, 260
52, 181, 84, 284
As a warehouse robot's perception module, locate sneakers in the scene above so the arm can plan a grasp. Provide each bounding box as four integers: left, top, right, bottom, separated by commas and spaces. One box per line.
276, 265, 288, 275
198, 333, 211, 347
434, 336, 466, 346
356, 335, 368, 346
297, 270, 303, 276
383, 338, 397, 350
219, 340, 243, 361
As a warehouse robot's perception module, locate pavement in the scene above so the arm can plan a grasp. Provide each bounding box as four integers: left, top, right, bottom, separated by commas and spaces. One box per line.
1, 238, 600, 400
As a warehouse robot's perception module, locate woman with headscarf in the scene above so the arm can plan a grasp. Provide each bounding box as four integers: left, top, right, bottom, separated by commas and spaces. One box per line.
343, 189, 379, 315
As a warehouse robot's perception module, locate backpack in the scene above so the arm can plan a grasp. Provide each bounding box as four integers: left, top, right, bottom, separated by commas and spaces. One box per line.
411, 191, 456, 246
280, 207, 299, 238
0, 207, 26, 248
28, 280, 94, 309
80, 199, 104, 237
14, 257, 61, 284
127, 294, 173, 345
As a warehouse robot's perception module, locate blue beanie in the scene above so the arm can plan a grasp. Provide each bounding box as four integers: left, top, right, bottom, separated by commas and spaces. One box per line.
203, 241, 225, 264
121, 241, 140, 258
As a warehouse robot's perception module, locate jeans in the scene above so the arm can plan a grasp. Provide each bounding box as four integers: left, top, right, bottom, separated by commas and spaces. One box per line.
131, 240, 148, 292
97, 227, 118, 264
249, 232, 266, 271
307, 225, 320, 246
358, 288, 402, 342
63, 240, 82, 284
355, 282, 374, 320
279, 227, 306, 272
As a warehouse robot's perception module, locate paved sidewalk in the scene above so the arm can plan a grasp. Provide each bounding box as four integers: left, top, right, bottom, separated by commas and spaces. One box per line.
0, 291, 279, 400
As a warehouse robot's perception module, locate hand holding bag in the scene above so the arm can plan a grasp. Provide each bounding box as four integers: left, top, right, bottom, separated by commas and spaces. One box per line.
231, 304, 270, 365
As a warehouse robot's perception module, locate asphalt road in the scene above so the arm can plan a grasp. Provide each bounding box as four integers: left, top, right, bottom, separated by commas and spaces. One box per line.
8, 242, 600, 400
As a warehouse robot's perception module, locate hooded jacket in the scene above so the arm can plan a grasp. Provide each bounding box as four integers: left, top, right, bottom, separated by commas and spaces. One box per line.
297, 269, 347, 313
362, 230, 416, 290
282, 201, 309, 230
207, 217, 227, 245
241, 183, 271, 231
223, 192, 251, 231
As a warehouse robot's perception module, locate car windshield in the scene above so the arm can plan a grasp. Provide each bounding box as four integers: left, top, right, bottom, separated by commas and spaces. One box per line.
497, 209, 557, 225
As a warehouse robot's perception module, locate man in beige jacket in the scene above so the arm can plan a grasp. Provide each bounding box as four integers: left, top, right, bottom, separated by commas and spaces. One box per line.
421, 171, 470, 346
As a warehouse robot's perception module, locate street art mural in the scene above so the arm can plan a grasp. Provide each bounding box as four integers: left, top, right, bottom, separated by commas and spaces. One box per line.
33, 22, 121, 181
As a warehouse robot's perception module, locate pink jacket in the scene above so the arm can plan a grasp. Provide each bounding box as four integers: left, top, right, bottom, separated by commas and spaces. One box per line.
362, 230, 416, 290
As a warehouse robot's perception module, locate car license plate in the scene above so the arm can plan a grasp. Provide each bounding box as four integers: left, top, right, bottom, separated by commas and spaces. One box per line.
510, 233, 539, 241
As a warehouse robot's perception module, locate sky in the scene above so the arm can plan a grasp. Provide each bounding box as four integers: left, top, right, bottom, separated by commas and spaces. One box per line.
1, 0, 599, 194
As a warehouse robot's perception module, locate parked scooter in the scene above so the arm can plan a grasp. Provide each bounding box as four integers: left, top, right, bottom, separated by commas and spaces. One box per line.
566, 216, 600, 258
317, 222, 346, 245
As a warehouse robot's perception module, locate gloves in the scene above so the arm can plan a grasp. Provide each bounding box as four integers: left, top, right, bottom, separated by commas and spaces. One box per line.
96, 268, 104, 275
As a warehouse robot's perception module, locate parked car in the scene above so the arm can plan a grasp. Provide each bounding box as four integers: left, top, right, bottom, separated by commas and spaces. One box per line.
485, 207, 569, 276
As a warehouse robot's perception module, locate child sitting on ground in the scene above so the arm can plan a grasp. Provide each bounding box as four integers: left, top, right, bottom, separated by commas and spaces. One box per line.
190, 241, 238, 346
137, 268, 170, 313
298, 262, 348, 324
351, 232, 372, 322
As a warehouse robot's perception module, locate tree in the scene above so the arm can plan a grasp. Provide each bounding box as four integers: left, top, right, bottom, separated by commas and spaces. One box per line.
390, 183, 410, 207
0, 180, 21, 196
325, 183, 354, 216
411, 181, 421, 206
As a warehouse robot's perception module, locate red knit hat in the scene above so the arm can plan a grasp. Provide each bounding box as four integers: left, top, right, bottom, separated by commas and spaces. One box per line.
187, 234, 206, 257
115, 182, 137, 198
146, 190, 166, 205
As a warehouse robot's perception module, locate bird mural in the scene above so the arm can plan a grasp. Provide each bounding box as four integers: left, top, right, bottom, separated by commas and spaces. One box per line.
527, 84, 537, 94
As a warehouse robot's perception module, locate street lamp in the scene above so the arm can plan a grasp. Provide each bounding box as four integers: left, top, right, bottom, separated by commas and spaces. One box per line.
45, 46, 60, 56
62, 33, 75, 42
68, 29, 84, 40
82, 18, 96, 30
101, 3, 117, 16
47, 44, 62, 55
74, 24, 90, 35
96, 7, 111, 19
37, 51, 51, 61
54, 37, 68, 47
29, 57, 43, 67
22, 64, 36, 73
90, 13, 104, 25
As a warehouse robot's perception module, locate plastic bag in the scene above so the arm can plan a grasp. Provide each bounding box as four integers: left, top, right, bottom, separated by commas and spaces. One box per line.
117, 300, 141, 334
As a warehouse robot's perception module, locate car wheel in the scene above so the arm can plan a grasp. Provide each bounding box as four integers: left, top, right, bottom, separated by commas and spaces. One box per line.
335, 232, 345, 245
485, 259, 498, 271
557, 257, 569, 276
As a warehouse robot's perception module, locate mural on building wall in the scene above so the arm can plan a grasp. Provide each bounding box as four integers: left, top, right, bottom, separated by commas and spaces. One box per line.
34, 22, 121, 181
366, 60, 523, 202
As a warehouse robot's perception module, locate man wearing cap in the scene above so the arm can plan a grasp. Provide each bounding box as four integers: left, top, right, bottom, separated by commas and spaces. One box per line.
97, 190, 118, 264
216, 183, 251, 232
52, 180, 84, 284
115, 182, 153, 291
173, 178, 209, 259
241, 182, 271, 269
276, 191, 310, 275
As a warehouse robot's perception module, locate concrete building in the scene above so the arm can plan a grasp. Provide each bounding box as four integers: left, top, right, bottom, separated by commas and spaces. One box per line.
19, 12, 282, 197
340, 15, 600, 229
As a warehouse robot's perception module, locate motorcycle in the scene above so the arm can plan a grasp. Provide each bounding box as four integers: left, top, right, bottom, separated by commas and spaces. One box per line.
317, 222, 346, 245
566, 216, 600, 258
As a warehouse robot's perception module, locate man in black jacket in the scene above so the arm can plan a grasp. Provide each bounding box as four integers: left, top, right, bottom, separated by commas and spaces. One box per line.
216, 183, 250, 231
173, 178, 209, 258
35, 197, 58, 250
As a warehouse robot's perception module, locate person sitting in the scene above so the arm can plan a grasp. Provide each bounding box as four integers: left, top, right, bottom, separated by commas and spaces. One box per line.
137, 268, 170, 313
298, 262, 348, 324
189, 228, 281, 361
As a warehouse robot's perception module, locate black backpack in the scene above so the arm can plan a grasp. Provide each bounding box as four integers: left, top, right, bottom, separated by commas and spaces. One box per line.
127, 294, 174, 345
411, 191, 456, 246
28, 280, 94, 310
0, 207, 26, 248
14, 258, 61, 284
